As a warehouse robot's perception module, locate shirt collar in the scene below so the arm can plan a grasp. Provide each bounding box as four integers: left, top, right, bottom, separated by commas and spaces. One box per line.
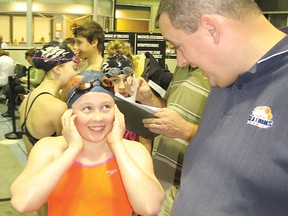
250, 35, 288, 74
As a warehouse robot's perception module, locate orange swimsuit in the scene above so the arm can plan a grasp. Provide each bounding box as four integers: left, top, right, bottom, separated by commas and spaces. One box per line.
48, 156, 132, 216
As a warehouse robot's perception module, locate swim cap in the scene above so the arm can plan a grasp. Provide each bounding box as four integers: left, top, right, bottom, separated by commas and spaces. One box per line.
32, 41, 76, 72
65, 70, 114, 108
102, 54, 133, 78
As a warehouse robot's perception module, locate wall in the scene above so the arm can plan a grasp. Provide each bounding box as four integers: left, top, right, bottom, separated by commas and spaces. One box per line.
255, 0, 288, 11
8, 49, 30, 68
116, 0, 160, 33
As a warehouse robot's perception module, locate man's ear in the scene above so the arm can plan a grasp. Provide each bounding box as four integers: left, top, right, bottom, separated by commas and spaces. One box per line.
92, 39, 99, 48
200, 14, 221, 44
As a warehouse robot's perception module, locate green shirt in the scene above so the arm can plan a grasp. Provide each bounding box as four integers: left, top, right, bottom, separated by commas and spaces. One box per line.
22, 67, 45, 88
152, 66, 210, 188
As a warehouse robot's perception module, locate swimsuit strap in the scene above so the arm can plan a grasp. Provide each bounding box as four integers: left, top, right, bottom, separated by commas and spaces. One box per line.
21, 92, 54, 130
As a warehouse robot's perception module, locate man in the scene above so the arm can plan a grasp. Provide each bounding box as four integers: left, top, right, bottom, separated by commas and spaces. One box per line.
73, 20, 104, 71
156, 0, 288, 215
126, 64, 209, 215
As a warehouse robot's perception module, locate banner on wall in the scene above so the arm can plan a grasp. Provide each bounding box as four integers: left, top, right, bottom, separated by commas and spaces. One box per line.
135, 33, 166, 68
104, 32, 166, 68
104, 32, 135, 56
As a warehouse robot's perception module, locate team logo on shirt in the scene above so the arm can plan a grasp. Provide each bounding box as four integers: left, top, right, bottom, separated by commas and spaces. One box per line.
247, 106, 273, 129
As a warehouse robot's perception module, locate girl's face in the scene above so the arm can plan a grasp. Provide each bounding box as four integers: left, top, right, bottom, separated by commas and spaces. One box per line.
72, 92, 115, 143
58, 60, 79, 86
109, 74, 131, 97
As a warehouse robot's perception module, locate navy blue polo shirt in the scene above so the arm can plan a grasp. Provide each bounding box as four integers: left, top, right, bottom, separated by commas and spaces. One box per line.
172, 36, 288, 216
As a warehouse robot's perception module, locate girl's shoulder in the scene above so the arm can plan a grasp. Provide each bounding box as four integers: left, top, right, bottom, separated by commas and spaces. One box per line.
36, 94, 67, 113
123, 139, 150, 156
34, 136, 67, 158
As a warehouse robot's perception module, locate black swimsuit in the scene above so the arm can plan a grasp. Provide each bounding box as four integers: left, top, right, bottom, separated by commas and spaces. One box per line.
21, 92, 57, 145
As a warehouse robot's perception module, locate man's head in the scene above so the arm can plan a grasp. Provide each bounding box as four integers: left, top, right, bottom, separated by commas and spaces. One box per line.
156, 0, 262, 34
156, 0, 263, 87
73, 21, 104, 54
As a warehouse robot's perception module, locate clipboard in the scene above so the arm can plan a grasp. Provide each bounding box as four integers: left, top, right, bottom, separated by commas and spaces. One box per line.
115, 95, 158, 139
114, 76, 159, 139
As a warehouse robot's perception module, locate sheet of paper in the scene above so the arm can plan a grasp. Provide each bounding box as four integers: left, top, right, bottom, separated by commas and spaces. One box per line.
114, 75, 159, 114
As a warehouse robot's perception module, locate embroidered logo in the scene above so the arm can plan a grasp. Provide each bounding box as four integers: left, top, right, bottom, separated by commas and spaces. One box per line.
247, 106, 273, 129
106, 169, 118, 176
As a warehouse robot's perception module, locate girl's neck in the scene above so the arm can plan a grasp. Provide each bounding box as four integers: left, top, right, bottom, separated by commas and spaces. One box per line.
77, 140, 113, 164
37, 78, 62, 96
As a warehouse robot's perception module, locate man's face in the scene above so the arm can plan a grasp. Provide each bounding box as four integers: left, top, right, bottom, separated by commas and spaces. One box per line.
74, 36, 95, 60
159, 13, 238, 88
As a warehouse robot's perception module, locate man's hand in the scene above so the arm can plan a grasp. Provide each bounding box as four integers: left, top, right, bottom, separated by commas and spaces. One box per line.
125, 76, 166, 107
125, 76, 154, 105
143, 108, 198, 141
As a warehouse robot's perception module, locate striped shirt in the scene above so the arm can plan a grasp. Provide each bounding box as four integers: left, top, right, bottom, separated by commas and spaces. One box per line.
152, 66, 210, 188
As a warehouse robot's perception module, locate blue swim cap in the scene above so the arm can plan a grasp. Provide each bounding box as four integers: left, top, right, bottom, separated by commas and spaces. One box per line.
65, 70, 114, 108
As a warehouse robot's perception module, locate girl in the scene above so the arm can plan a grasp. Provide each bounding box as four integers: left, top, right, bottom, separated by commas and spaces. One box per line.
11, 70, 164, 216
19, 41, 78, 154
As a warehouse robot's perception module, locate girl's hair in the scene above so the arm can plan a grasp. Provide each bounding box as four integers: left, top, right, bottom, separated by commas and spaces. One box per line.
105, 40, 135, 69
25, 48, 37, 59
0, 48, 9, 57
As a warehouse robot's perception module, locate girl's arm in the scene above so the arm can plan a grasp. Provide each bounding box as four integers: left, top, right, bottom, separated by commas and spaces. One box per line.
107, 106, 164, 216
10, 110, 83, 213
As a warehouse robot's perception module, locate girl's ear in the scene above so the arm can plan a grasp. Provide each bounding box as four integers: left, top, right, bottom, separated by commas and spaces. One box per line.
51, 65, 63, 75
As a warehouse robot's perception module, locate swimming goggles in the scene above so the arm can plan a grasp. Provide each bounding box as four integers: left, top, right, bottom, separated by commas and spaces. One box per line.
105, 66, 133, 77
66, 77, 114, 105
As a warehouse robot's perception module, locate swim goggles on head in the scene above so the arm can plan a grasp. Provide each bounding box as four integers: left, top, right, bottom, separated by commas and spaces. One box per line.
106, 66, 133, 77
66, 77, 114, 105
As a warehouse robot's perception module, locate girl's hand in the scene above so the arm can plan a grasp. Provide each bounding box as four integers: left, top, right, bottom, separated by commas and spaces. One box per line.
106, 105, 125, 147
61, 109, 84, 152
